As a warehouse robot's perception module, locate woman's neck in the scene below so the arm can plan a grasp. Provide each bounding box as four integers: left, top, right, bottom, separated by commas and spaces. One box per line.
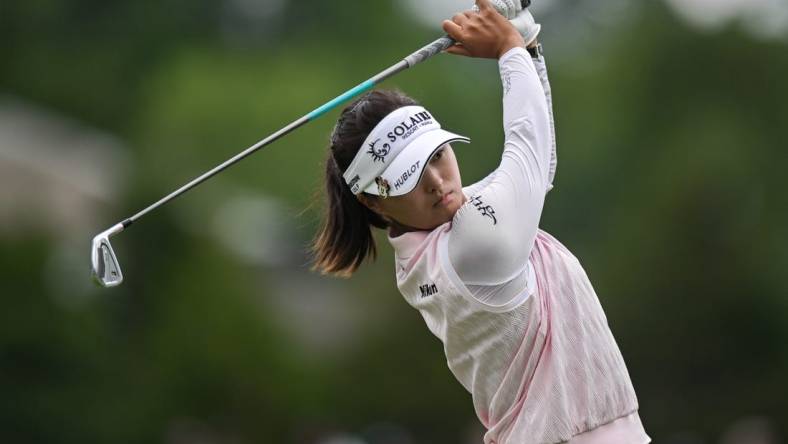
388, 220, 420, 238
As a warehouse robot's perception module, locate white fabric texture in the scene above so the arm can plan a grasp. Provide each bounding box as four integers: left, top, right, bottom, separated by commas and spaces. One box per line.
448, 47, 554, 306
566, 411, 651, 444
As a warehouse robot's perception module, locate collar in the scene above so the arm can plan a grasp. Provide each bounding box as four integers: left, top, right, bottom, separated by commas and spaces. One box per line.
387, 229, 427, 260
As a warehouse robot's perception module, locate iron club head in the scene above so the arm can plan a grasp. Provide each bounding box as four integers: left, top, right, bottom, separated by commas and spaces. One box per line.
91, 223, 125, 287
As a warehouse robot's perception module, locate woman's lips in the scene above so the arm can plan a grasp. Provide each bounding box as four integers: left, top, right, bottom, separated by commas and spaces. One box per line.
435, 191, 453, 207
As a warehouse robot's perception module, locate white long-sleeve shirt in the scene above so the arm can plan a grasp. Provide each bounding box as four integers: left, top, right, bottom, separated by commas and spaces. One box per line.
387, 47, 648, 444
448, 47, 555, 307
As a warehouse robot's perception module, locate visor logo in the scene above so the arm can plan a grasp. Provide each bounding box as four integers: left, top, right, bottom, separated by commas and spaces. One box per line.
347, 174, 361, 193
394, 160, 420, 191
376, 177, 391, 198
367, 139, 391, 163
386, 111, 434, 144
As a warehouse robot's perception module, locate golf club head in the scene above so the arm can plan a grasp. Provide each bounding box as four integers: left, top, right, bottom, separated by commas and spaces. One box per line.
91, 224, 124, 287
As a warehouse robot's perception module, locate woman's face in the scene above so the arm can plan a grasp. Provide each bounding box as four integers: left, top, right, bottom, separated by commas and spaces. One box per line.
361, 144, 466, 232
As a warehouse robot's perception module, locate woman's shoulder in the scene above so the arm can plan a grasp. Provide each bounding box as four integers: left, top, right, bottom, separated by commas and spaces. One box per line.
388, 223, 450, 261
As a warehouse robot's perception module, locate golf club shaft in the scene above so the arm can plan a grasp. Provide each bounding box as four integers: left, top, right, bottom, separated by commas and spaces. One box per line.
119, 36, 455, 229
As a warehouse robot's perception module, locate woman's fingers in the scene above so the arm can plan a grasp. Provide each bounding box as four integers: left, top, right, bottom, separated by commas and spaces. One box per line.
443, 0, 523, 58
442, 19, 465, 41
444, 44, 472, 57
475, 0, 494, 12
451, 12, 470, 27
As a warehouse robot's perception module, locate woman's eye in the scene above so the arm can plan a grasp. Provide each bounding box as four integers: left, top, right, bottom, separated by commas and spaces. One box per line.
432, 150, 444, 161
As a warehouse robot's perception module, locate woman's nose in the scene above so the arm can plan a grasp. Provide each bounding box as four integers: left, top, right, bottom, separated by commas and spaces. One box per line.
422, 165, 444, 192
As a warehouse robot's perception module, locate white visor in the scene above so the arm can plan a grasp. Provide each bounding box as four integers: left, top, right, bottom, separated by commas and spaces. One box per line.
342, 105, 470, 198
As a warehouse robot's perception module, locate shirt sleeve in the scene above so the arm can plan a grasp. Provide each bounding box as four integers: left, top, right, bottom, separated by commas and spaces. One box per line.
533, 54, 558, 191
447, 47, 552, 301
459, 170, 497, 198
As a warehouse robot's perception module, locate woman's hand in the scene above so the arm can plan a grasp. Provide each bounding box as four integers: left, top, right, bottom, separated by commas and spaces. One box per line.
442, 0, 526, 59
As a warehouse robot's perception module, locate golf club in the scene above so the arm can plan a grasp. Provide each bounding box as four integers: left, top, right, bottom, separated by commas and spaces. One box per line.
90, 0, 536, 287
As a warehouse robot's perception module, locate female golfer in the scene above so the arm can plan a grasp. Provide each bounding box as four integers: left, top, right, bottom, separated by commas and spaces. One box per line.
311, 1, 650, 442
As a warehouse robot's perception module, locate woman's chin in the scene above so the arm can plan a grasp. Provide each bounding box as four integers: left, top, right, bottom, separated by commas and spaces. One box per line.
439, 202, 463, 225
446, 192, 466, 218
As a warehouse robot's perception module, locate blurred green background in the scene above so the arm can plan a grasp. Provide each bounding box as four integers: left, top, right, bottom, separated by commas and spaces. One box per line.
1, 0, 787, 443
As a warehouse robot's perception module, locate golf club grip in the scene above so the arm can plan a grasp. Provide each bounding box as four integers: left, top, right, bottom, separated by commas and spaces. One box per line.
403, 5, 536, 69
404, 36, 455, 67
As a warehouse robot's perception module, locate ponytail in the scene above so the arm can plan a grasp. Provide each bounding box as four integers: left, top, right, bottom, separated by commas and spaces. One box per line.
311, 154, 387, 277
310, 90, 418, 277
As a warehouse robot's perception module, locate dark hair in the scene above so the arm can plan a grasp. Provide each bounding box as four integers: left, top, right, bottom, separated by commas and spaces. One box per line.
310, 89, 418, 277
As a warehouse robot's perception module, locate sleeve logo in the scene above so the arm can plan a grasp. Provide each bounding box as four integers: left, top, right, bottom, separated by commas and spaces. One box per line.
470, 195, 497, 225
